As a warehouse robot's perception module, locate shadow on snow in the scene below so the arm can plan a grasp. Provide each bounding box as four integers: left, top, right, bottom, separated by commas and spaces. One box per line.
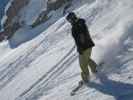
87, 73, 133, 100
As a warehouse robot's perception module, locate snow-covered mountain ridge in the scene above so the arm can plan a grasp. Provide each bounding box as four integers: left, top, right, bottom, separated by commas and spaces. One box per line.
0, 0, 86, 41
0, 0, 133, 100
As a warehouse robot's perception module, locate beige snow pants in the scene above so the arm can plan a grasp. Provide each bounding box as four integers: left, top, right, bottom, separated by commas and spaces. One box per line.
79, 48, 97, 81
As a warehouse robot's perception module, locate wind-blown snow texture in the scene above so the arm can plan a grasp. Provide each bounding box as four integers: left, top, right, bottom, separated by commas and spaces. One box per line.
0, 0, 133, 100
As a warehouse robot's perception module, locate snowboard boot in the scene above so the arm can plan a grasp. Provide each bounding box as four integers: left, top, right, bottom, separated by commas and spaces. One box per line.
80, 72, 90, 85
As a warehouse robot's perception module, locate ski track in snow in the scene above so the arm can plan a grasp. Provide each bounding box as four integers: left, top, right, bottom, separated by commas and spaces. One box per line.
0, 20, 70, 90
17, 45, 77, 100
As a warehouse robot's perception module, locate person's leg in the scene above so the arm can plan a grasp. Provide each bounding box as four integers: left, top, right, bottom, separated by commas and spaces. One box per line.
87, 48, 97, 73
79, 50, 90, 82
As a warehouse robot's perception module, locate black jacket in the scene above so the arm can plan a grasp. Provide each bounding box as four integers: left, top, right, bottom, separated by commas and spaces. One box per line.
71, 18, 95, 54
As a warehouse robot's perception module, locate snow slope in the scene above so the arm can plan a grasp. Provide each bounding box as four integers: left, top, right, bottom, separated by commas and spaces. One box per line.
6, 0, 92, 48
0, 0, 133, 100
19, 0, 47, 25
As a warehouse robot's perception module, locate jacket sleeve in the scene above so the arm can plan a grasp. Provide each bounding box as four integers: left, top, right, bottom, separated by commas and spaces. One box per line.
78, 19, 89, 44
72, 28, 83, 54
79, 19, 89, 34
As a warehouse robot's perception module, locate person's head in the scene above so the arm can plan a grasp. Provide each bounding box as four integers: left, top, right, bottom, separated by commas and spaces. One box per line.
66, 12, 77, 24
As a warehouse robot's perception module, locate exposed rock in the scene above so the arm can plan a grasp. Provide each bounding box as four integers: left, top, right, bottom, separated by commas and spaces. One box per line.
31, 0, 72, 27
2, 0, 30, 40
0, 31, 6, 41
47, 0, 72, 11
31, 10, 50, 28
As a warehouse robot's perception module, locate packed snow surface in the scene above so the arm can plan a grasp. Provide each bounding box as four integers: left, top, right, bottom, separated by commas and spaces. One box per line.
0, 0, 133, 100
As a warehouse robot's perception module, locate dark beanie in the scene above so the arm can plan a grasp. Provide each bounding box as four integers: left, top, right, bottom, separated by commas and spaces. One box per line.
66, 12, 77, 21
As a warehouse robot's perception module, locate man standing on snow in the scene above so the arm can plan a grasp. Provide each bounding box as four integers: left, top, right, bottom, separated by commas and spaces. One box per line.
66, 12, 97, 83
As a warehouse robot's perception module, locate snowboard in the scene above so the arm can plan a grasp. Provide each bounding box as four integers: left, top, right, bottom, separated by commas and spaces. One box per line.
70, 62, 105, 96
70, 72, 105, 96
70, 80, 86, 96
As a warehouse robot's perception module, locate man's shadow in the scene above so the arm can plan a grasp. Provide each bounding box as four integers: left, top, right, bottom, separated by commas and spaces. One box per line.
87, 73, 133, 100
